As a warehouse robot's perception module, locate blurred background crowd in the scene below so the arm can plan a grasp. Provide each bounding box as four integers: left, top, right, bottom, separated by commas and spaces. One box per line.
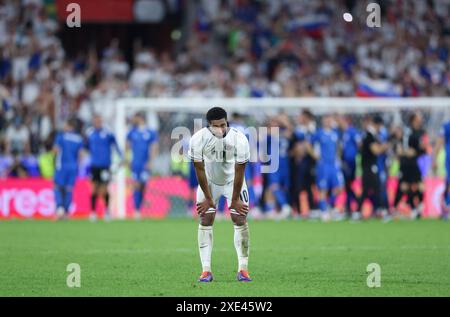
0, 0, 449, 180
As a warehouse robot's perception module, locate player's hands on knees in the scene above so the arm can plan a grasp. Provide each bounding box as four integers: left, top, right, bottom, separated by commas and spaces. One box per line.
230, 199, 249, 216
197, 198, 216, 215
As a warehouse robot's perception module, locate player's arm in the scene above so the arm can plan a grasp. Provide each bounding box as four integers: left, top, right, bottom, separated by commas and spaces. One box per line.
145, 130, 159, 171
370, 141, 389, 155
230, 134, 250, 215
193, 161, 215, 214
77, 135, 88, 164
147, 141, 159, 170
230, 162, 249, 215
432, 135, 444, 173
306, 134, 319, 160
405, 134, 418, 157
52, 133, 62, 155
189, 133, 215, 214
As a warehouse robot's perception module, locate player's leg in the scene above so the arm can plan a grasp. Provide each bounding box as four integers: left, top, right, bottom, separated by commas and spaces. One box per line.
291, 177, 302, 216
54, 169, 66, 219
96, 183, 110, 220
134, 182, 146, 218
393, 180, 408, 214
132, 167, 146, 218
443, 179, 450, 220
316, 164, 330, 218
226, 181, 251, 281
368, 175, 382, 217
409, 181, 424, 219
90, 167, 100, 220
188, 161, 198, 216
279, 163, 292, 218
99, 168, 112, 220
197, 182, 220, 281
443, 160, 450, 220
343, 161, 356, 217
271, 173, 289, 216
90, 183, 99, 219
330, 166, 343, 207
330, 167, 344, 219
379, 170, 389, 211
356, 170, 372, 220
262, 172, 276, 216
306, 158, 318, 212
63, 167, 77, 217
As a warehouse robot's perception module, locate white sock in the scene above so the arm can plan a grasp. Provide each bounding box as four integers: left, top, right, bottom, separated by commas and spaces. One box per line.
198, 225, 213, 272
234, 223, 250, 271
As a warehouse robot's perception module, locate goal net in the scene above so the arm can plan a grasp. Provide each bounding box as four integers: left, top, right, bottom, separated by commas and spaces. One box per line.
111, 97, 450, 219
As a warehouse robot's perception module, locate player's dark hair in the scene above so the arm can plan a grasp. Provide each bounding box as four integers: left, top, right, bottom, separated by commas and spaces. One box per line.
206, 107, 227, 123
302, 109, 314, 120
232, 112, 243, 120
67, 117, 78, 129
135, 111, 146, 120
373, 114, 384, 125
409, 112, 421, 125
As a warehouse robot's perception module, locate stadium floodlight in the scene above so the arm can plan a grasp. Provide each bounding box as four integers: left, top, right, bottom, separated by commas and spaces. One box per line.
113, 97, 450, 219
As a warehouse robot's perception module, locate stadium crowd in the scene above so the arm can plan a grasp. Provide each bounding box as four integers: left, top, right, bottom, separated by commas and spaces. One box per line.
0, 0, 449, 219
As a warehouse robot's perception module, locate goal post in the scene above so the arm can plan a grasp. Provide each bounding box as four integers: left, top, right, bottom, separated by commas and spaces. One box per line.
113, 97, 450, 219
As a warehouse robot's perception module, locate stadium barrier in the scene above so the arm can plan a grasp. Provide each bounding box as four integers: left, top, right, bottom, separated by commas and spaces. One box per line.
0, 176, 445, 219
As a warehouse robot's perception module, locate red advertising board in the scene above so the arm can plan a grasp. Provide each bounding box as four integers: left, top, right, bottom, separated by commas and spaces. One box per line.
0, 177, 190, 219
0, 177, 446, 219
56, 0, 134, 22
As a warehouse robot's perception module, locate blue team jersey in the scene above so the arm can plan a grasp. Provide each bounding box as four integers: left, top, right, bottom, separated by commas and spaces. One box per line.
263, 131, 289, 167
440, 121, 450, 157
311, 128, 340, 165
229, 122, 249, 139
127, 126, 158, 169
441, 121, 450, 165
293, 126, 314, 143
87, 127, 122, 168
54, 131, 84, 170
341, 126, 360, 163
21, 155, 40, 177
279, 130, 290, 161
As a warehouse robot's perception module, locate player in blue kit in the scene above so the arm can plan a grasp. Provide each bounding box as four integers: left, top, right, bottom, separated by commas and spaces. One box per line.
126, 113, 159, 219
309, 115, 344, 221
433, 119, 450, 220
53, 118, 84, 220
227, 113, 262, 218
338, 115, 361, 219
290, 110, 317, 217
377, 124, 390, 217
263, 115, 292, 219
86, 114, 123, 221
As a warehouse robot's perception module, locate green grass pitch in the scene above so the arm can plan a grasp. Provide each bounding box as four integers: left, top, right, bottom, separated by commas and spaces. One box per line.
1, 219, 449, 296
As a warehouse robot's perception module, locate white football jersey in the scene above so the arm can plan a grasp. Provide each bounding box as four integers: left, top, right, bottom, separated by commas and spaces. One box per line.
188, 127, 250, 185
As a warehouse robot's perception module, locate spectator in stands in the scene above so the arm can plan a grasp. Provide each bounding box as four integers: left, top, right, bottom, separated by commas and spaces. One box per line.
0, 140, 13, 178
9, 150, 28, 178
5, 116, 30, 155
38, 140, 55, 179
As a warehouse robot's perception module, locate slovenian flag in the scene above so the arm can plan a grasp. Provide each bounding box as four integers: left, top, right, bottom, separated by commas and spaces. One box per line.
286, 14, 330, 38
356, 78, 402, 97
